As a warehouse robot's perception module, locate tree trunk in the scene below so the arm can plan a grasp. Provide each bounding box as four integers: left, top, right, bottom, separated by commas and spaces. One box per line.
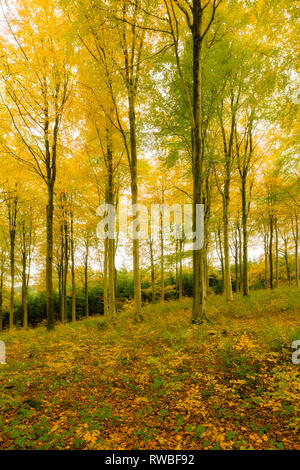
275, 217, 279, 288
46, 183, 55, 330
223, 187, 233, 301
264, 230, 269, 288
241, 179, 249, 296
106, 137, 116, 318
269, 216, 274, 289
175, 239, 179, 298
149, 237, 155, 304
235, 239, 238, 293
293, 215, 299, 286
103, 238, 108, 316
160, 192, 165, 303
9, 228, 16, 329
237, 222, 243, 293
284, 238, 291, 286
70, 211, 76, 322
128, 93, 143, 323
84, 242, 89, 319
59, 193, 69, 324
217, 225, 225, 289
191, 2, 205, 323
60, 222, 65, 323
108, 236, 116, 317
8, 194, 18, 330
63, 211, 69, 323
179, 239, 183, 301
21, 222, 28, 329
296, 223, 299, 286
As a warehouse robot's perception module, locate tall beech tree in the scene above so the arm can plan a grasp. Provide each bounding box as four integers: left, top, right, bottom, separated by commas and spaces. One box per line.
164, 0, 223, 322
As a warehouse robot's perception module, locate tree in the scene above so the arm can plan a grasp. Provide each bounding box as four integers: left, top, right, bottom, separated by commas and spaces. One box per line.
163, 0, 223, 322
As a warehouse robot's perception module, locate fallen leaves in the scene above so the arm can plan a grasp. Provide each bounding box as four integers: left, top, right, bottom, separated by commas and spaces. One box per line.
0, 289, 299, 450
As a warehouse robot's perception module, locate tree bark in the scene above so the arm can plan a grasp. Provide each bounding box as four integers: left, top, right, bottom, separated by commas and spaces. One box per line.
8, 195, 18, 329
106, 129, 116, 318
241, 179, 249, 296
216, 224, 224, 289
237, 222, 243, 293
149, 237, 155, 304
223, 186, 233, 301
179, 239, 183, 301
103, 238, 108, 316
275, 217, 279, 288
292, 214, 299, 286
160, 188, 165, 303
269, 215, 274, 290
46, 183, 55, 330
283, 236, 291, 286
191, 1, 205, 323
128, 93, 143, 323
264, 229, 269, 288
21, 221, 28, 329
70, 211, 76, 322
84, 241, 89, 319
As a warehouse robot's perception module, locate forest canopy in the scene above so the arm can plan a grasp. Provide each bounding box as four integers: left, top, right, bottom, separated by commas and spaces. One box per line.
0, 0, 298, 330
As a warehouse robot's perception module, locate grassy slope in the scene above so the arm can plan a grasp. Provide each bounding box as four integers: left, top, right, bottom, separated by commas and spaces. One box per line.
0, 287, 299, 450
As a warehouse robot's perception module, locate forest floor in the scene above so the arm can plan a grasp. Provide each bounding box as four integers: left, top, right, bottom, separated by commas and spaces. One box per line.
0, 287, 299, 450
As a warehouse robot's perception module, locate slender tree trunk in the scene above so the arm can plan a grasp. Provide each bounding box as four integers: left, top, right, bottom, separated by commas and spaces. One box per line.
191, 3, 205, 323
293, 215, 299, 286
106, 144, 116, 318
149, 237, 155, 304
275, 217, 279, 288
22, 256, 28, 329
223, 187, 233, 301
269, 216, 274, 290
58, 255, 62, 320
264, 230, 269, 288
179, 239, 183, 301
284, 238, 291, 286
70, 211, 76, 322
9, 228, 16, 329
46, 183, 55, 330
296, 224, 299, 286
203, 237, 209, 297
235, 241, 238, 293
175, 239, 179, 298
108, 236, 116, 317
160, 193, 165, 303
60, 222, 65, 323
128, 93, 143, 322
241, 179, 249, 296
63, 209, 69, 323
217, 225, 225, 289
237, 222, 243, 293
8, 194, 18, 330
21, 222, 28, 329
84, 243, 89, 319
203, 174, 212, 299
59, 193, 69, 324
103, 238, 108, 316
